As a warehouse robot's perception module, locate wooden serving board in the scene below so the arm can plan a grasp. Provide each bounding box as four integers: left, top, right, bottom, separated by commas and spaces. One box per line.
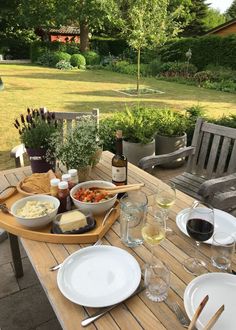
0, 192, 120, 244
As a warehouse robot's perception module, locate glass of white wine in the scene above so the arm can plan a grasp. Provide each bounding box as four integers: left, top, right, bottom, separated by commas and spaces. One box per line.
156, 182, 176, 234
141, 207, 166, 265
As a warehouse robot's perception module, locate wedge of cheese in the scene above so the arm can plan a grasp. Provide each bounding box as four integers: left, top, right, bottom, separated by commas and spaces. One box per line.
59, 210, 87, 232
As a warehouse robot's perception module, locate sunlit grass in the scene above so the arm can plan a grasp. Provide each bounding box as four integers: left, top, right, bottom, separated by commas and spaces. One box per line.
0, 63, 236, 170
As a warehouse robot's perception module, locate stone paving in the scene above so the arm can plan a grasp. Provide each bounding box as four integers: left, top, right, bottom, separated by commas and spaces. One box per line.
0, 165, 185, 330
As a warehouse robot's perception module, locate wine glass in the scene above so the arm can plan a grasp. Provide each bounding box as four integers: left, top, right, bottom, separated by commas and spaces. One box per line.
156, 182, 176, 234
141, 207, 166, 265
183, 201, 214, 276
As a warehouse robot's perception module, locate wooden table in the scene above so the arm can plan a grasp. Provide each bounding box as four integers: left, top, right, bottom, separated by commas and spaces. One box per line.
1, 151, 235, 330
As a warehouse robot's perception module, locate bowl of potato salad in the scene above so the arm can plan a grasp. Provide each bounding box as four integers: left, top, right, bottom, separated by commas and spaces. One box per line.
11, 195, 60, 228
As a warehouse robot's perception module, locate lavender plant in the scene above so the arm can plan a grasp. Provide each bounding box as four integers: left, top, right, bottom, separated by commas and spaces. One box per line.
13, 108, 60, 149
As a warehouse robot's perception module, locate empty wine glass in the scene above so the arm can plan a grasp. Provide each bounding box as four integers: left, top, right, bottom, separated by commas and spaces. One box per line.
142, 207, 166, 265
183, 201, 214, 276
156, 182, 176, 234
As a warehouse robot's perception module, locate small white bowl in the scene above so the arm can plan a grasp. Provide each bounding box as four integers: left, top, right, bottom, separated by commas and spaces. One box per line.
70, 180, 117, 215
11, 194, 60, 229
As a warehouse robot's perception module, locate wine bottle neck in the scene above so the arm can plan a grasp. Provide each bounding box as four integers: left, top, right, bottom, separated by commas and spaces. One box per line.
115, 138, 123, 156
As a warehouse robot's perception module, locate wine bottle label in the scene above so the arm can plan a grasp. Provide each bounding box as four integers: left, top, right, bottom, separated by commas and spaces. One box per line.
112, 166, 126, 182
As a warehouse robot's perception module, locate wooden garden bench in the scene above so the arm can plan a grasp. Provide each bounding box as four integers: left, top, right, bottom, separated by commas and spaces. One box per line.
10, 108, 99, 168
139, 118, 236, 214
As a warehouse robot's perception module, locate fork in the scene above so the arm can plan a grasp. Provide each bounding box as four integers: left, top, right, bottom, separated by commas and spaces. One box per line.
49, 238, 102, 271
171, 302, 190, 329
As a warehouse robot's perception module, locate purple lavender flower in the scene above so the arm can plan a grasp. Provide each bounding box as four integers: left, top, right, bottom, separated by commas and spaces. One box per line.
20, 114, 25, 124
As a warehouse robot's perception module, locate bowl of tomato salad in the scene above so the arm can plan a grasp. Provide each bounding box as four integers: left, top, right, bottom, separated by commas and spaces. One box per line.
70, 180, 117, 215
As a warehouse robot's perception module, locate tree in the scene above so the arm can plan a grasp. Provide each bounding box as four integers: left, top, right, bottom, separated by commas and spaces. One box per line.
226, 0, 236, 19
203, 8, 226, 30
7, 0, 116, 52
182, 0, 209, 36
53, 0, 118, 52
116, 0, 190, 94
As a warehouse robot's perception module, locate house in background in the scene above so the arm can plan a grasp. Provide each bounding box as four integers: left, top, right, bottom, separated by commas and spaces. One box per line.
35, 26, 80, 43
205, 18, 236, 36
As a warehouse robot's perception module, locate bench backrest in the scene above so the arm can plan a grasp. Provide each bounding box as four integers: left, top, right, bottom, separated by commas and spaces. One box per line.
54, 109, 99, 136
187, 118, 236, 178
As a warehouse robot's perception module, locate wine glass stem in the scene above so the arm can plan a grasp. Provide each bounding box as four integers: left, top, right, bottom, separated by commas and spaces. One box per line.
161, 209, 169, 230
151, 244, 155, 265
195, 241, 200, 261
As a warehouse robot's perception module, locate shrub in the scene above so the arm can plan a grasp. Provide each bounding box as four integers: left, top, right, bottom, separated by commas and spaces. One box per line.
30, 41, 47, 62
147, 58, 162, 76
158, 62, 197, 78
99, 116, 120, 153
51, 51, 71, 67
185, 105, 207, 144
70, 54, 86, 68
154, 110, 189, 137
37, 52, 55, 67
203, 80, 236, 93
211, 114, 236, 128
83, 51, 100, 65
204, 65, 236, 83
194, 71, 215, 85
56, 60, 73, 70
106, 60, 150, 77
65, 43, 80, 55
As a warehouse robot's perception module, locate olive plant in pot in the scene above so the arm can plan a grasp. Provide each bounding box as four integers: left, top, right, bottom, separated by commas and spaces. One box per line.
116, 106, 158, 165
14, 108, 60, 173
154, 110, 189, 168
47, 117, 102, 181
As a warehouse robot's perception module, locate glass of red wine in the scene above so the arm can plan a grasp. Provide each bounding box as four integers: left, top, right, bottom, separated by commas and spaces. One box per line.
183, 201, 214, 275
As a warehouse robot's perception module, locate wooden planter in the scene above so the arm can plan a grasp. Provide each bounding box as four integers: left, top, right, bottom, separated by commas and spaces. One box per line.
155, 133, 187, 168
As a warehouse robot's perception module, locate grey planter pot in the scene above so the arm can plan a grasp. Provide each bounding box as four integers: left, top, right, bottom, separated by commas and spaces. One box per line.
123, 139, 155, 166
155, 133, 187, 168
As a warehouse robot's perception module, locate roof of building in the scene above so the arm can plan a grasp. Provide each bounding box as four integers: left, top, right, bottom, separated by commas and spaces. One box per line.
48, 26, 80, 35
205, 18, 236, 35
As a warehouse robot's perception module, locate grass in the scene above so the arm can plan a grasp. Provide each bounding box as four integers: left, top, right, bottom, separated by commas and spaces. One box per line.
0, 63, 236, 171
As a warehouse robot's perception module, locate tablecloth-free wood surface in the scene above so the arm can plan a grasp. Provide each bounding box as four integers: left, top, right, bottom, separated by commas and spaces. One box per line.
1, 151, 235, 330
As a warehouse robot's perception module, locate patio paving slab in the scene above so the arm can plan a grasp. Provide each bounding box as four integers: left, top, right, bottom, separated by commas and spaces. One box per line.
36, 319, 62, 330
0, 284, 58, 330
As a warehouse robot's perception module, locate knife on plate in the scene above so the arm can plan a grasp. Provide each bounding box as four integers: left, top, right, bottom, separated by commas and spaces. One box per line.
81, 284, 145, 327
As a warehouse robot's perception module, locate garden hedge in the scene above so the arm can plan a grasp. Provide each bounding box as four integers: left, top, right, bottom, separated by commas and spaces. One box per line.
159, 35, 236, 70
90, 37, 127, 56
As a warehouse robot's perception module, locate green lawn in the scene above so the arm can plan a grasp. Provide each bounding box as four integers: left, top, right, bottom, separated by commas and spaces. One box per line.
1, 63, 236, 171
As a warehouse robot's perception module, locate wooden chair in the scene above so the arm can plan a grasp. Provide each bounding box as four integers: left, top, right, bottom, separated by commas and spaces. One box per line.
139, 118, 236, 213
10, 108, 99, 168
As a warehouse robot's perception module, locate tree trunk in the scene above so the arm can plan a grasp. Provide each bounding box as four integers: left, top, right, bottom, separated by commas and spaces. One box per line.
136, 48, 141, 95
80, 21, 89, 52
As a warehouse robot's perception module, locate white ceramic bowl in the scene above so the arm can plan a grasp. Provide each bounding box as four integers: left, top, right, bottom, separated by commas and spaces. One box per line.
11, 194, 60, 229
70, 180, 117, 215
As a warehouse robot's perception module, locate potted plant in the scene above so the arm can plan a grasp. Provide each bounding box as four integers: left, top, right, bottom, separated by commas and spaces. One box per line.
48, 117, 101, 181
115, 106, 157, 165
154, 109, 189, 168
14, 108, 60, 173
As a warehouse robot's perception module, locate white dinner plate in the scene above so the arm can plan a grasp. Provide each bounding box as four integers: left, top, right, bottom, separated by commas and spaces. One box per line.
57, 245, 141, 307
176, 208, 236, 244
184, 273, 236, 330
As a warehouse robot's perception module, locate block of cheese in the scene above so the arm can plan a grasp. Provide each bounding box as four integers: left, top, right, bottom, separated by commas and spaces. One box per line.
59, 210, 87, 232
